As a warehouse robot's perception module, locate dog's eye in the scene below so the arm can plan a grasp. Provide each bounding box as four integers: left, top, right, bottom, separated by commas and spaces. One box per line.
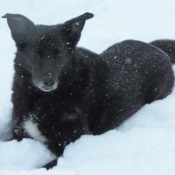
17, 41, 27, 51
52, 49, 59, 57
34, 47, 43, 56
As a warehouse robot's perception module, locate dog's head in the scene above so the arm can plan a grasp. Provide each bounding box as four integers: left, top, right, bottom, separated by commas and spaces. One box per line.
3, 13, 93, 92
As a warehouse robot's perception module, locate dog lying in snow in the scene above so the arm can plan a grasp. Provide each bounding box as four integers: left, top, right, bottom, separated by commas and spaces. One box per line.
3, 12, 174, 168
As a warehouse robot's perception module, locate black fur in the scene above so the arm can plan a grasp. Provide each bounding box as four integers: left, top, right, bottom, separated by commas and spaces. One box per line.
150, 39, 175, 63
3, 13, 174, 169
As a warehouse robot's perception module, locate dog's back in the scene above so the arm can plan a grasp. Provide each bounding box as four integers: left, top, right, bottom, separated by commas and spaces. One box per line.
88, 39, 174, 134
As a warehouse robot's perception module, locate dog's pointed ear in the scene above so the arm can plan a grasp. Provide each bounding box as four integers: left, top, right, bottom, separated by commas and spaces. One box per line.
62, 12, 94, 47
2, 13, 35, 44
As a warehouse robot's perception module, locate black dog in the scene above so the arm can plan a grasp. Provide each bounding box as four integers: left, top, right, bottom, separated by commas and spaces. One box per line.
3, 13, 174, 168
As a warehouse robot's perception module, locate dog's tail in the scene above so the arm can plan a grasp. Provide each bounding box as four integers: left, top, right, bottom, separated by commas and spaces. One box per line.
150, 40, 175, 64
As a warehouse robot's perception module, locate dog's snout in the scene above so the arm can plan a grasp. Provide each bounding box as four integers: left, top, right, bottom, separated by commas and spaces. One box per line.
33, 76, 58, 92
43, 77, 55, 88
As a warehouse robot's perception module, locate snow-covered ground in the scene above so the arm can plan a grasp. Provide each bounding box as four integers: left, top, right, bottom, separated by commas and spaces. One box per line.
1, 0, 175, 174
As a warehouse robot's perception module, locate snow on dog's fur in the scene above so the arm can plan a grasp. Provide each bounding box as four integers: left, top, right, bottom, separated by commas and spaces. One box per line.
3, 13, 174, 168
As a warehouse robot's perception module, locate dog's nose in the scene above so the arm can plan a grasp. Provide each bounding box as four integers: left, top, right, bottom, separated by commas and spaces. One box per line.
43, 77, 55, 87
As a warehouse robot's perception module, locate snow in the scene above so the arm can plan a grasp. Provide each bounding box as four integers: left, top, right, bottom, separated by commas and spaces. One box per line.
1, 0, 175, 174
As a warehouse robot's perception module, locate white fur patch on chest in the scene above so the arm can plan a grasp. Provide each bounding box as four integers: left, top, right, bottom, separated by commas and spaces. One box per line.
23, 120, 47, 144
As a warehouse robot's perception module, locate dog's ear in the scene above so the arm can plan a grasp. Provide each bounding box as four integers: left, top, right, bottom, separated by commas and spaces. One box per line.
62, 12, 94, 47
2, 14, 35, 45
